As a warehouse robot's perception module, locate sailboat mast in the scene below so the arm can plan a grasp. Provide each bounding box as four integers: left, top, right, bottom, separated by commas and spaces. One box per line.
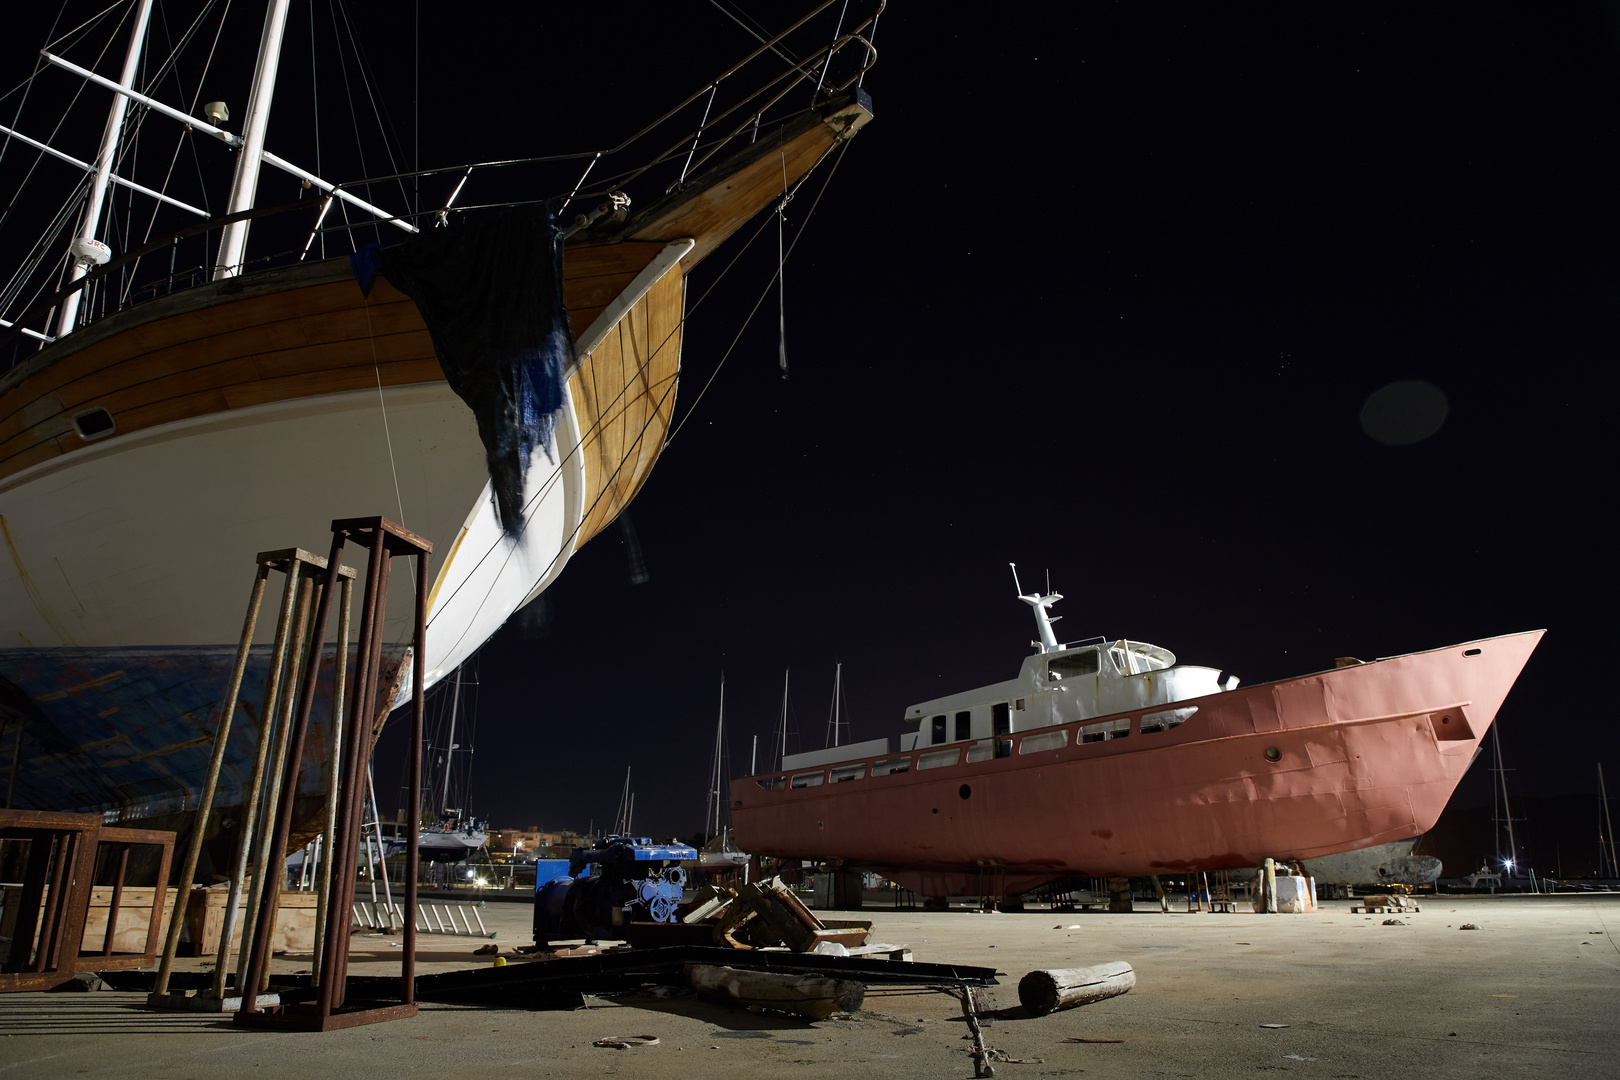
1492, 723, 1519, 868
778, 669, 790, 770
1601, 763, 1618, 878
440, 667, 461, 813
214, 0, 293, 279
707, 676, 725, 838
54, 0, 154, 334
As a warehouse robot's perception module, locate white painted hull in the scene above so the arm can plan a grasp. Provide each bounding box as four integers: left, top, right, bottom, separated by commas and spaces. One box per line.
0, 376, 587, 700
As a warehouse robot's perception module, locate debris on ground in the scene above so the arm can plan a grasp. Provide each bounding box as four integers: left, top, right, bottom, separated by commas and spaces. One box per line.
685, 962, 864, 1020
1383, 918, 1406, 926
592, 1035, 660, 1049
1459, 923, 1481, 930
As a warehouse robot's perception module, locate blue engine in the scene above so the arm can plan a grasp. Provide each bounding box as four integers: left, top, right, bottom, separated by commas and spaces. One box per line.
533, 835, 696, 942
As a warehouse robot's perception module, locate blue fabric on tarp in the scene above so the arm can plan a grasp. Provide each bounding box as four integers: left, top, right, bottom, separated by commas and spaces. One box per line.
367, 204, 573, 535
350, 242, 384, 293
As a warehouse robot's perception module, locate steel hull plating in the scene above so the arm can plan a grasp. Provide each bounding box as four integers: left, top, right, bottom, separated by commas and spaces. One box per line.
731, 632, 1541, 896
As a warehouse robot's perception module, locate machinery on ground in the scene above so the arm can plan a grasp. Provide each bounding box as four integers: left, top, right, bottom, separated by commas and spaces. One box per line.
533, 835, 696, 941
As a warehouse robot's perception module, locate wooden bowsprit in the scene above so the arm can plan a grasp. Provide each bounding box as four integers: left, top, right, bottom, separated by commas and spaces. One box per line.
235, 516, 431, 1032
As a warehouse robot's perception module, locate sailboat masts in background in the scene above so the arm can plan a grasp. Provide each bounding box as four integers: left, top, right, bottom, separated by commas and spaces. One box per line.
824, 662, 850, 748
776, 669, 791, 772
440, 666, 461, 814
1600, 762, 1618, 879
705, 675, 726, 839
1491, 722, 1519, 869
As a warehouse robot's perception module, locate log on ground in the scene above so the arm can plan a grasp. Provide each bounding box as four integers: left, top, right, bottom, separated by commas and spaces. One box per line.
1017, 961, 1135, 1016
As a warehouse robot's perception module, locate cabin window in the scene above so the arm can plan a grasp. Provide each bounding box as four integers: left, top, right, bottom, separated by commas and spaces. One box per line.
1079, 717, 1131, 744
873, 756, 912, 776
992, 702, 1010, 737
1015, 698, 1025, 710
1048, 651, 1100, 679
966, 739, 996, 763
918, 748, 961, 770
954, 711, 971, 740
790, 771, 825, 789
931, 715, 947, 744
1019, 730, 1069, 754
756, 776, 786, 791
830, 763, 866, 783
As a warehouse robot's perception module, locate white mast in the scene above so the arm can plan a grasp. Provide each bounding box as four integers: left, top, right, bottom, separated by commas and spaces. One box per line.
213, 0, 293, 279
825, 662, 845, 747
439, 667, 461, 813
706, 676, 725, 838
54, 0, 155, 335
1010, 562, 1063, 654
777, 669, 790, 770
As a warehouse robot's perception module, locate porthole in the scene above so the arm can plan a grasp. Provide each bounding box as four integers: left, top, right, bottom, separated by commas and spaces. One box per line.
1264, 746, 1282, 762
72, 406, 115, 441
1463, 648, 1482, 657
959, 784, 972, 800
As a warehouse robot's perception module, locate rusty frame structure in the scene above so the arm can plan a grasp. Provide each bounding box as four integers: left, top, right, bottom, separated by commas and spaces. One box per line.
0, 810, 175, 991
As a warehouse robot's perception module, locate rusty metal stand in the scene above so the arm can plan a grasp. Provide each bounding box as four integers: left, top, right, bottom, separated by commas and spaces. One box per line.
148, 548, 353, 1011
235, 517, 430, 1032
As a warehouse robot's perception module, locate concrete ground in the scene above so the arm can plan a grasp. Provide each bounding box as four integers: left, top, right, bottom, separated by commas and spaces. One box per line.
1, 892, 1616, 1079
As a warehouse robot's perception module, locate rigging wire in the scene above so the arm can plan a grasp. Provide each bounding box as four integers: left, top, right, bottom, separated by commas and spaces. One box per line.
663, 137, 850, 447
426, 132, 856, 662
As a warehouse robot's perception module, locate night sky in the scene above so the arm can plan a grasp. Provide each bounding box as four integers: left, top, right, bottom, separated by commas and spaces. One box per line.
6, 4, 1617, 856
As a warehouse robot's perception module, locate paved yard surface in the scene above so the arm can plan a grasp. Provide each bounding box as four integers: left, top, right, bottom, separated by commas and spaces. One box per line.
1, 893, 1616, 1079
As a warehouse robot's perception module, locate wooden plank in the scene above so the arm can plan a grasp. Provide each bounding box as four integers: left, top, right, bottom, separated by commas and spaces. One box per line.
562, 271, 639, 313
0, 327, 435, 461
0, 281, 372, 423
562, 241, 666, 279
571, 269, 684, 549
567, 306, 606, 341
8, 297, 422, 433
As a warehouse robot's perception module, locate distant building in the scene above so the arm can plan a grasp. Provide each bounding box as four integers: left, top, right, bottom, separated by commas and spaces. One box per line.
487, 827, 596, 858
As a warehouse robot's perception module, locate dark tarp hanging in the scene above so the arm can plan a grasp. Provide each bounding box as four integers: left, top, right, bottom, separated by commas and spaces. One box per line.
353, 203, 573, 535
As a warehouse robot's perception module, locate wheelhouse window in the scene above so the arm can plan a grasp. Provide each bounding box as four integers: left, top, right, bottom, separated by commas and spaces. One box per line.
954, 711, 971, 740
1109, 640, 1176, 676
1048, 650, 1101, 679
931, 714, 947, 744
992, 702, 1010, 737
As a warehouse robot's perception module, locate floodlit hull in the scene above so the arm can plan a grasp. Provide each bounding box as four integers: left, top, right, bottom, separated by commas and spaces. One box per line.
0, 91, 874, 824
731, 631, 1542, 896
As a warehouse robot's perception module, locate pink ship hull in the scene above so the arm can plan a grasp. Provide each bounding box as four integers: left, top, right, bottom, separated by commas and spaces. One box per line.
730, 631, 1542, 896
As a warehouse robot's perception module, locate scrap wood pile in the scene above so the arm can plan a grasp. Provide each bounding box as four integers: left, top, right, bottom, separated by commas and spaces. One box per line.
682, 878, 879, 953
